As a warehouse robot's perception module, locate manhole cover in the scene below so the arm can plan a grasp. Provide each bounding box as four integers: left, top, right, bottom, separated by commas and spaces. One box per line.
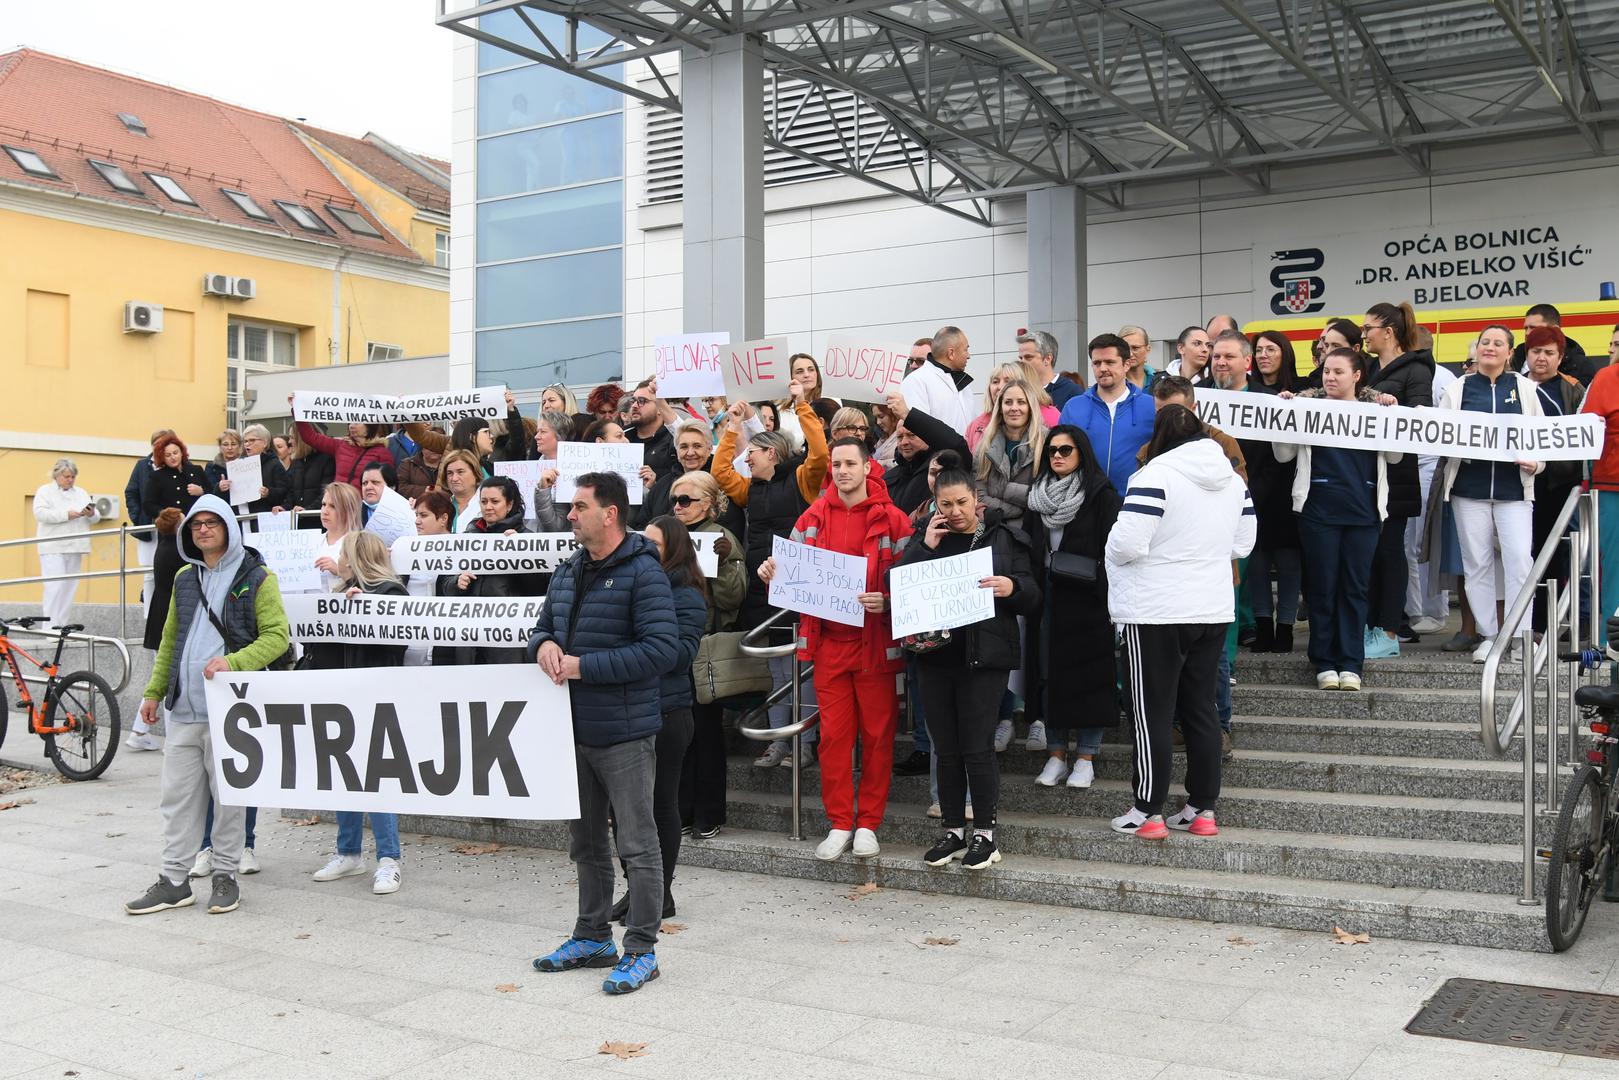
1407, 978, 1619, 1059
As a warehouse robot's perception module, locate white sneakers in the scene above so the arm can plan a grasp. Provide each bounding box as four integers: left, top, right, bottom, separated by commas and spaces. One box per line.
125, 732, 161, 751
1024, 721, 1048, 752
240, 848, 260, 875
1066, 759, 1095, 789
1035, 757, 1070, 787
852, 828, 880, 858
312, 853, 367, 882
188, 847, 214, 878
1317, 670, 1340, 690
1410, 616, 1446, 634
1338, 672, 1362, 692
815, 829, 853, 861
992, 719, 1014, 753
373, 857, 402, 895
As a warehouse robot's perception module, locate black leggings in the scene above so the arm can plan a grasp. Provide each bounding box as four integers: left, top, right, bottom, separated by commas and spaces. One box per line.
679, 701, 727, 832
1368, 515, 1409, 631
615, 708, 693, 894
919, 666, 1007, 830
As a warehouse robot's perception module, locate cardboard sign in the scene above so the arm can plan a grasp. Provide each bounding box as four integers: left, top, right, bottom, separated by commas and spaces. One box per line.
494, 459, 555, 520
292, 387, 505, 425
252, 529, 326, 594
392, 533, 582, 577
654, 332, 729, 398
766, 535, 866, 628
719, 337, 793, 403
554, 441, 645, 505
223, 457, 262, 507
283, 592, 545, 651
821, 335, 912, 403
204, 665, 579, 820
889, 548, 996, 637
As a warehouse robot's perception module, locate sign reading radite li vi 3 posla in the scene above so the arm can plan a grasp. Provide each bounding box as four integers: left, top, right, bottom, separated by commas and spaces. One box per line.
203, 665, 579, 820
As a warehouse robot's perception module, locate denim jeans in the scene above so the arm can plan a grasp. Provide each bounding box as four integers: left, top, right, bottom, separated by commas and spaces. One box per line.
201, 800, 257, 851
768, 654, 818, 747
571, 736, 662, 954
336, 811, 400, 860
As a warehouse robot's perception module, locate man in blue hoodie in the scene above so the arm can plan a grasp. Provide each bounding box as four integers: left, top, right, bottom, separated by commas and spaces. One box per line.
125, 495, 289, 918
1058, 333, 1157, 494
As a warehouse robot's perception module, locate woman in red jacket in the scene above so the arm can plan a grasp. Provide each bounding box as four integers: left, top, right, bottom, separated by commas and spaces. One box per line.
287, 395, 393, 490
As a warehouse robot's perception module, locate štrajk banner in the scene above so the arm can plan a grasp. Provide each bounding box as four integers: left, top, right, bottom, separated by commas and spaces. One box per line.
1193, 388, 1604, 462
203, 664, 579, 819
292, 387, 505, 425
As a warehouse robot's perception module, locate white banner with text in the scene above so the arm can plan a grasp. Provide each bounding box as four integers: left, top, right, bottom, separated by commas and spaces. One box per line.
292, 387, 505, 425
283, 592, 544, 650
391, 533, 582, 577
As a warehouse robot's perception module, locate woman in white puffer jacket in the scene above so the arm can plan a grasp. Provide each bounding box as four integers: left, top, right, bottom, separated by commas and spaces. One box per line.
33, 458, 100, 629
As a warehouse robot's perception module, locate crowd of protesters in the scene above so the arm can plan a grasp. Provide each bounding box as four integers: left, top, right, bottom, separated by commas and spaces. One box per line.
99, 300, 1619, 996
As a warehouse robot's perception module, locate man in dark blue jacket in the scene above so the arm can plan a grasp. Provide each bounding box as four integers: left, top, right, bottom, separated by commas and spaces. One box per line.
527, 471, 679, 995
1058, 334, 1156, 495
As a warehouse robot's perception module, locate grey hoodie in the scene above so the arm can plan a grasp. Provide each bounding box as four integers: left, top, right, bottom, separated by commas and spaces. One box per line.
166, 494, 246, 724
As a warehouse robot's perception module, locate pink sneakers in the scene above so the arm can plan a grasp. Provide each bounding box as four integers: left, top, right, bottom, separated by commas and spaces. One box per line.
1168, 807, 1219, 836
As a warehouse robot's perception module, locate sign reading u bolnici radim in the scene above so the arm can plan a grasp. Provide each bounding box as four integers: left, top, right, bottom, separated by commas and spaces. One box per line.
203, 665, 580, 820
1258, 213, 1603, 316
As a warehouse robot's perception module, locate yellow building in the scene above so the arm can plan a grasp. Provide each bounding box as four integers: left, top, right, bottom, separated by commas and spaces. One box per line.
0, 49, 449, 605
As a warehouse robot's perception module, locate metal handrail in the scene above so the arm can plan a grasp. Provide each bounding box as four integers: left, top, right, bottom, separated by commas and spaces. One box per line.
3, 625, 134, 696
736, 608, 820, 840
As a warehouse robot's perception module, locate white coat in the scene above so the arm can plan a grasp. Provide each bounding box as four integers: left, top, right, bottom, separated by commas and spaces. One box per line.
33, 481, 100, 555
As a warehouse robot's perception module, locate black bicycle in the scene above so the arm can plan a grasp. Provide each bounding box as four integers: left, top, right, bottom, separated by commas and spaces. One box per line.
0, 616, 120, 780
1544, 650, 1619, 951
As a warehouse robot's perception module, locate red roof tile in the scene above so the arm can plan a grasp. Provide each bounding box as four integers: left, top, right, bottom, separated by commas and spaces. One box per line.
0, 49, 427, 263
291, 123, 450, 214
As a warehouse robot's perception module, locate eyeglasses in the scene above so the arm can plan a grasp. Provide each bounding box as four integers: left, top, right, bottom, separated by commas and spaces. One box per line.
835, 424, 870, 435
1048, 444, 1077, 458
631, 396, 655, 406
188, 519, 224, 533
671, 494, 707, 508
1361, 322, 1385, 333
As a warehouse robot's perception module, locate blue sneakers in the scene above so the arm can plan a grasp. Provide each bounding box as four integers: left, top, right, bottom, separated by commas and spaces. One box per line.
533, 937, 618, 972
1364, 627, 1400, 660
602, 951, 660, 995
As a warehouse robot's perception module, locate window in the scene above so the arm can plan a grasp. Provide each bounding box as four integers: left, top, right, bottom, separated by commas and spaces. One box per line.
145, 173, 196, 205
226, 318, 298, 431
367, 342, 405, 363
3, 145, 57, 179
221, 188, 273, 221
476, 112, 623, 199
477, 62, 624, 134
117, 113, 148, 136
476, 248, 622, 328
477, 7, 613, 72
477, 181, 621, 263
89, 159, 143, 195
326, 204, 382, 238
435, 231, 450, 269
476, 317, 622, 390
274, 200, 334, 234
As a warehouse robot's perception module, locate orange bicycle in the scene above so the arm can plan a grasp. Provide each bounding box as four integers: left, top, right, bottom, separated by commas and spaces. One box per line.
0, 616, 119, 780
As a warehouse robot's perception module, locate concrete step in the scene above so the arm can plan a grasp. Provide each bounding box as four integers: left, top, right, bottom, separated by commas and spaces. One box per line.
1142, 715, 1531, 762
1235, 652, 1529, 691
1232, 683, 1524, 724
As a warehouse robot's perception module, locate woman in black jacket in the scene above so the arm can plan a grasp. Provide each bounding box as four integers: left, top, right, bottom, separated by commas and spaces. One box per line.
282, 426, 335, 529
142, 435, 210, 522
141, 508, 187, 653
1245, 331, 1302, 652
1025, 426, 1121, 790
438, 476, 544, 664
304, 531, 409, 896
897, 468, 1041, 872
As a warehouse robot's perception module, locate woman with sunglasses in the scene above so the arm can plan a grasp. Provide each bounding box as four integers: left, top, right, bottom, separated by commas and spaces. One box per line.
1026, 425, 1121, 788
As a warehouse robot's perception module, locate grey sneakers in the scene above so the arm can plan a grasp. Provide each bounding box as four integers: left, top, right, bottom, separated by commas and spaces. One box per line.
124, 877, 194, 915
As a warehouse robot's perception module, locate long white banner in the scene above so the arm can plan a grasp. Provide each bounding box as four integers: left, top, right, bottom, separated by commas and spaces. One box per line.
1193, 388, 1604, 461
391, 531, 718, 577
203, 665, 579, 820
292, 387, 505, 424
283, 593, 544, 650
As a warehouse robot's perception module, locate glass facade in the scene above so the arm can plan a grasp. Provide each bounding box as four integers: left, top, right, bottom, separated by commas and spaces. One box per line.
474, 7, 624, 390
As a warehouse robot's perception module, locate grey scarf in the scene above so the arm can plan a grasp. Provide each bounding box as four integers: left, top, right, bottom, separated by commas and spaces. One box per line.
1026, 471, 1086, 528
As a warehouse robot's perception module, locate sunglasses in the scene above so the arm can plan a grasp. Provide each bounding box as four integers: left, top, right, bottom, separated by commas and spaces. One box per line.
671, 494, 707, 508
1048, 444, 1078, 459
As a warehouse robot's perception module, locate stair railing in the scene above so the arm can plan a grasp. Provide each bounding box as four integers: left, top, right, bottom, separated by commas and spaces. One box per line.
738, 609, 818, 840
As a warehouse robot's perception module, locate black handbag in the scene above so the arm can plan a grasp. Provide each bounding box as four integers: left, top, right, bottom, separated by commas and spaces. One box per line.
1048, 550, 1097, 584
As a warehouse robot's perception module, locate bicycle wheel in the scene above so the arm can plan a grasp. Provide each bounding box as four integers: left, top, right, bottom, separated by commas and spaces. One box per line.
42, 671, 119, 781
1546, 764, 1607, 951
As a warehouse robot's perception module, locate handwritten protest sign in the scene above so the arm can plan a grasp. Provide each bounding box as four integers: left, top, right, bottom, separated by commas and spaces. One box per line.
283, 592, 545, 651
767, 535, 865, 628
654, 332, 729, 398
495, 459, 554, 520
223, 456, 262, 507
554, 441, 645, 505
685, 531, 720, 577
292, 387, 504, 425
254, 512, 291, 534
889, 548, 995, 637
392, 533, 582, 577
1194, 388, 1603, 462
253, 529, 326, 594
821, 335, 912, 403
719, 337, 792, 403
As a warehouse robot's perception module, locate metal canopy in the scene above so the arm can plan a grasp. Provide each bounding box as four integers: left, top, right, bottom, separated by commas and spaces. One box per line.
441, 0, 1619, 222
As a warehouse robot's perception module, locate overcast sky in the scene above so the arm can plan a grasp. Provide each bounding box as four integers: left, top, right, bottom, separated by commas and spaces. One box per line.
5, 0, 454, 158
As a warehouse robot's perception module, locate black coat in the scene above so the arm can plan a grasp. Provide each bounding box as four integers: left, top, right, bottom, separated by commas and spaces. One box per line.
438, 511, 544, 664
895, 512, 1041, 672
204, 452, 289, 515
629, 423, 679, 483
1241, 381, 1300, 550
1024, 469, 1121, 729
1368, 348, 1436, 517
287, 452, 335, 517
636, 459, 746, 538
141, 463, 210, 521
886, 407, 970, 516
302, 580, 409, 669
142, 532, 185, 652
738, 460, 811, 630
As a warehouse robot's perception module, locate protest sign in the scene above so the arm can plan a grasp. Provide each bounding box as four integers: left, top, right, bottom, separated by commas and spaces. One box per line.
204, 664, 578, 820
654, 332, 729, 398
555, 441, 645, 505
292, 387, 504, 425
254, 512, 291, 534
1193, 388, 1604, 462
685, 531, 720, 577
363, 488, 417, 547
495, 459, 554, 520
392, 532, 583, 577
821, 335, 912, 403
719, 337, 793, 403
889, 548, 996, 637
253, 529, 325, 594
767, 535, 866, 628
224, 456, 263, 507
283, 592, 544, 651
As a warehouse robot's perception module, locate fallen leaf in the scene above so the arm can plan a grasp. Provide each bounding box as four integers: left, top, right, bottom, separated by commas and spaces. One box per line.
0, 799, 34, 811
922, 936, 960, 946
494, 983, 520, 993
599, 1041, 648, 1060
289, 815, 320, 826
660, 921, 686, 935
453, 842, 503, 856
293, 933, 311, 941
846, 882, 880, 901
1330, 926, 1371, 945
1227, 934, 1257, 946
833, 936, 850, 944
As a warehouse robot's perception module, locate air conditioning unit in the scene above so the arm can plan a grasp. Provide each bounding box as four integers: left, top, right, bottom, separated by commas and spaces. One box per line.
91, 494, 120, 521
233, 277, 256, 300
123, 301, 163, 333
203, 273, 235, 297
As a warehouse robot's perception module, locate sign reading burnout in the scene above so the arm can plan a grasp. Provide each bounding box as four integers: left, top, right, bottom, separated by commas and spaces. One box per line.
1193, 388, 1604, 462
203, 665, 579, 820
292, 387, 505, 425
283, 593, 544, 650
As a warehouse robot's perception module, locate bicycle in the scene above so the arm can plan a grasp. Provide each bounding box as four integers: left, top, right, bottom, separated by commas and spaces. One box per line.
1544, 648, 1619, 951
0, 616, 120, 781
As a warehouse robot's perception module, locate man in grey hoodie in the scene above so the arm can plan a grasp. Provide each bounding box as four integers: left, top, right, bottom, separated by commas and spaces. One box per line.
125, 495, 289, 916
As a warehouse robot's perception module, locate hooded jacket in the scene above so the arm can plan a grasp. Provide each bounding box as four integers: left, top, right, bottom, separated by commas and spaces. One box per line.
142, 495, 290, 720
1106, 438, 1257, 625
1058, 382, 1157, 496
295, 420, 394, 489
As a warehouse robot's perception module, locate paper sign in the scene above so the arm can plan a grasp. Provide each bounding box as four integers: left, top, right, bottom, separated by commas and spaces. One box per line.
254, 512, 291, 534
283, 592, 545, 650
654, 332, 729, 398
767, 535, 866, 628
292, 386, 505, 425
223, 457, 262, 507
495, 459, 554, 520
205, 665, 579, 820
821, 335, 912, 403
392, 533, 583, 577
686, 532, 720, 577
719, 337, 792, 403
253, 529, 327, 594
364, 489, 417, 547
889, 548, 996, 637
554, 442, 645, 505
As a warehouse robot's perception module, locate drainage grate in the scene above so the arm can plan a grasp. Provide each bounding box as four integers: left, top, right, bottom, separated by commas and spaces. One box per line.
1407, 978, 1619, 1060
